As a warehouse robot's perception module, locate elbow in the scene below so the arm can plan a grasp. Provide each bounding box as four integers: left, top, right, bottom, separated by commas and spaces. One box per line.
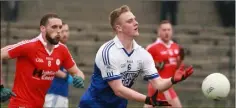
114, 90, 122, 97
1, 48, 10, 60
1, 49, 5, 59
113, 85, 123, 97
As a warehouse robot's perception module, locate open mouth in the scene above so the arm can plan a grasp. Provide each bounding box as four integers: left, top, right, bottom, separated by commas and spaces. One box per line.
55, 36, 60, 40
134, 28, 138, 31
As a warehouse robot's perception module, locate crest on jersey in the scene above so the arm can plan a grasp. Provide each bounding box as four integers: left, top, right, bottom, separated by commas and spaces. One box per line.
174, 49, 179, 54
168, 50, 173, 56
56, 59, 60, 66
160, 51, 167, 55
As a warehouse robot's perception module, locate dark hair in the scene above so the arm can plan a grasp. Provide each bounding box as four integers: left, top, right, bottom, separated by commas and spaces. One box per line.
159, 20, 171, 25
40, 13, 60, 26
62, 22, 67, 25
157, 20, 172, 30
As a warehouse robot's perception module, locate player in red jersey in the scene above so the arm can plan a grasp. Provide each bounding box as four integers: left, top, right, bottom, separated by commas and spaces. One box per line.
0, 13, 85, 108
144, 20, 190, 108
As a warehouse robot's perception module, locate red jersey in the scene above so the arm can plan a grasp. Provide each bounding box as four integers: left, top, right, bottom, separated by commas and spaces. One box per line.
146, 38, 180, 78
7, 34, 75, 108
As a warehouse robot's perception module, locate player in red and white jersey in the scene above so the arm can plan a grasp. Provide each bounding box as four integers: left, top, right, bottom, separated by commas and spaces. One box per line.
0, 13, 85, 108
144, 20, 192, 108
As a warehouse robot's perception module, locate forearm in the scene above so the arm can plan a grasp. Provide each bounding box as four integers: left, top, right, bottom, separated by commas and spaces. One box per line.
150, 77, 173, 92
67, 65, 85, 80
115, 86, 146, 102
55, 70, 67, 79
74, 68, 84, 80
1, 47, 11, 85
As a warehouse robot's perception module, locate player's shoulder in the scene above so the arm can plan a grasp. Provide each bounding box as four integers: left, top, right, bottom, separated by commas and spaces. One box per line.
97, 40, 116, 53
171, 42, 180, 48
10, 37, 40, 49
95, 40, 117, 61
146, 42, 161, 54
58, 43, 68, 50
101, 40, 115, 49
146, 42, 162, 50
21, 37, 39, 45
136, 46, 153, 58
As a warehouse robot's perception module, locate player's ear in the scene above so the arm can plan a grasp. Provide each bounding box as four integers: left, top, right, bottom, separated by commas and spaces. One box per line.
40, 25, 46, 32
115, 24, 122, 32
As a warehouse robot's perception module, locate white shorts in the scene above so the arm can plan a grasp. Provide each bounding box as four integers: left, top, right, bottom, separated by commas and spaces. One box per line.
44, 94, 69, 108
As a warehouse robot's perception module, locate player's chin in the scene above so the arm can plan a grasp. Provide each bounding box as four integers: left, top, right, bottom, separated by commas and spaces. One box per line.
52, 39, 60, 45
164, 38, 170, 42
60, 39, 67, 44
133, 32, 139, 37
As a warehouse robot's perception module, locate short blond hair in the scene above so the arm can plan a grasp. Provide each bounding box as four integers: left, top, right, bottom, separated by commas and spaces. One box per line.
109, 5, 131, 31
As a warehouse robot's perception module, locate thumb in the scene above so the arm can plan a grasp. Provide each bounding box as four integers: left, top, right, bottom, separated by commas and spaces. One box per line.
186, 66, 193, 72
153, 90, 159, 98
10, 92, 16, 97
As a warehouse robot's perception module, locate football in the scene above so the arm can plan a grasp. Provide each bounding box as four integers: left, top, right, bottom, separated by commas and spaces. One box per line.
201, 73, 230, 100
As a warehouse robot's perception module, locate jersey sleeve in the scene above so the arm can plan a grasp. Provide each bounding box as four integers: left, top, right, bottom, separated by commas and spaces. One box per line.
96, 45, 121, 81
142, 50, 160, 81
7, 40, 32, 58
61, 46, 75, 70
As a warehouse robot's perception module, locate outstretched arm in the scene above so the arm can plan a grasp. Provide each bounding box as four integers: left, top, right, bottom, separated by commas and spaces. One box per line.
1, 45, 16, 85
149, 77, 173, 92
1, 45, 20, 102
55, 65, 85, 80
149, 65, 194, 92
108, 79, 146, 102
108, 79, 170, 106
61, 46, 85, 88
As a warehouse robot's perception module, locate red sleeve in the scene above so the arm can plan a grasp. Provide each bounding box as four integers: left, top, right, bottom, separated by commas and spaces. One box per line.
7, 40, 31, 58
146, 45, 163, 63
61, 45, 75, 70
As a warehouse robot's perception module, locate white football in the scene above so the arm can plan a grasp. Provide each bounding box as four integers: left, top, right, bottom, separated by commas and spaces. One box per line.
201, 73, 230, 100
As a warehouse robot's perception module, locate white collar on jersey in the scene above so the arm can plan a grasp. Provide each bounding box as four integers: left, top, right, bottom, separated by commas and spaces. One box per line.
155, 38, 173, 48
113, 36, 140, 50
37, 33, 59, 48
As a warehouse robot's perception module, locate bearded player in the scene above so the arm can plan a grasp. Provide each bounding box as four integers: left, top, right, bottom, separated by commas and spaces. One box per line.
0, 13, 84, 107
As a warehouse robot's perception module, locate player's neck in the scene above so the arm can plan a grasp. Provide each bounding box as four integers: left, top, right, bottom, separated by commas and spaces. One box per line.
159, 38, 171, 45
46, 44, 54, 52
117, 34, 133, 53
163, 41, 170, 45
42, 35, 56, 52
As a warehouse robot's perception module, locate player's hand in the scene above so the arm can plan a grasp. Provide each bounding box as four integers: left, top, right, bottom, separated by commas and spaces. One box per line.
171, 65, 194, 84
145, 90, 171, 106
0, 85, 16, 102
72, 76, 84, 88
